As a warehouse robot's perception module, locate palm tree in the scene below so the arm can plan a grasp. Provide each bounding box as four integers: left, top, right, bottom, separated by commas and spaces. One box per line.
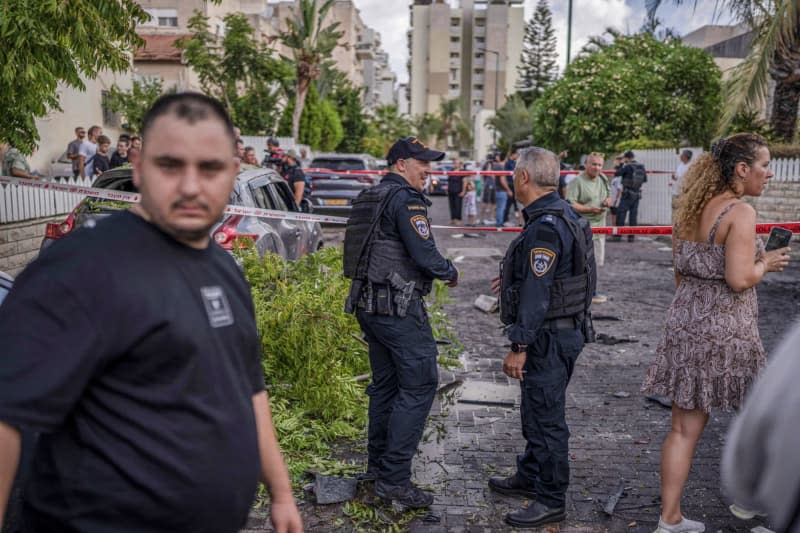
279, 0, 343, 141
647, 0, 799, 141
435, 98, 473, 153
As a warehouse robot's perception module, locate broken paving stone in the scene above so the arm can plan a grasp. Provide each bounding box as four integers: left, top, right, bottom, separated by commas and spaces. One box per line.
613, 391, 631, 398
422, 513, 441, 523
474, 294, 498, 313
313, 474, 357, 505
597, 333, 639, 345
645, 394, 672, 409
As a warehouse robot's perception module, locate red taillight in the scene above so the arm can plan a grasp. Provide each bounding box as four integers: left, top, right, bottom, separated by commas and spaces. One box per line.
212, 215, 258, 250
356, 174, 378, 184
45, 213, 75, 239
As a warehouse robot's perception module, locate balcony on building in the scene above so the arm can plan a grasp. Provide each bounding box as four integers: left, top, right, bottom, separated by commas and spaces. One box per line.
356, 42, 375, 60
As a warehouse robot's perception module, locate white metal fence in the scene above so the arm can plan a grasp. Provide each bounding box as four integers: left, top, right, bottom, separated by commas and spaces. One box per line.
2, 147, 799, 226
0, 176, 94, 224
632, 147, 800, 225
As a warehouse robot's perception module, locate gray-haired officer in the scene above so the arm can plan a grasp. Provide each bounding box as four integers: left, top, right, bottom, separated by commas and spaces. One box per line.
343, 137, 458, 509
489, 147, 596, 529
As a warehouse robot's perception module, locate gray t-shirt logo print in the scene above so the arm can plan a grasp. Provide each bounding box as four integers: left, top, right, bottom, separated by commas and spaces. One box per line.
201, 286, 234, 328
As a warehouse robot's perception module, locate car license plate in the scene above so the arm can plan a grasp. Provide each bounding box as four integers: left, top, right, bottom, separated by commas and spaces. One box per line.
325, 199, 348, 206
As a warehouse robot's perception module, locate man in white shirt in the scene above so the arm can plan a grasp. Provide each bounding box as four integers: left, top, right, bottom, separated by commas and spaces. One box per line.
78, 125, 102, 179
671, 149, 692, 197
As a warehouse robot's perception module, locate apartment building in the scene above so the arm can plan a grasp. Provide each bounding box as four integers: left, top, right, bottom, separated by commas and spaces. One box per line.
134, 0, 396, 111
408, 0, 524, 121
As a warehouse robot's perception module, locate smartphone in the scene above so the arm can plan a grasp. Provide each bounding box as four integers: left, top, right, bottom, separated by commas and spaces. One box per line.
765, 227, 793, 251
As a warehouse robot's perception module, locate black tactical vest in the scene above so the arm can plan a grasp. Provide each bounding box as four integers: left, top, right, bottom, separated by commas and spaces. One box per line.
622, 163, 647, 191
499, 207, 596, 326
343, 182, 431, 292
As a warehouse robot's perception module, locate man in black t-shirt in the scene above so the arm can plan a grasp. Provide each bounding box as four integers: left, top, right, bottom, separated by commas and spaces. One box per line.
446, 158, 465, 225
0, 93, 302, 533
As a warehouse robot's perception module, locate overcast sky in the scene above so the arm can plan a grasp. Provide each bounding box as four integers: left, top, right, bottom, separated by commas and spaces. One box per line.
354, 0, 734, 84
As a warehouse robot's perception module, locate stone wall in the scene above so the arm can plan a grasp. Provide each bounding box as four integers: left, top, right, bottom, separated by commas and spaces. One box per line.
0, 216, 61, 277
748, 181, 800, 224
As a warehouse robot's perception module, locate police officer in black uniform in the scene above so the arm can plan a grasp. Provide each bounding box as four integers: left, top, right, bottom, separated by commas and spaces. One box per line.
488, 147, 596, 529
342, 137, 458, 509
613, 150, 647, 242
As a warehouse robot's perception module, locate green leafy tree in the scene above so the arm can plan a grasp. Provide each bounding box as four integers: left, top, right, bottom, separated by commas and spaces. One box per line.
106, 78, 176, 134
434, 98, 473, 154
533, 33, 722, 157
177, 11, 291, 134
278, 85, 343, 151
648, 0, 799, 142
516, 0, 559, 106
332, 82, 368, 153
412, 113, 443, 147
279, 0, 344, 141
362, 105, 413, 157
486, 95, 534, 154
0, 1, 149, 153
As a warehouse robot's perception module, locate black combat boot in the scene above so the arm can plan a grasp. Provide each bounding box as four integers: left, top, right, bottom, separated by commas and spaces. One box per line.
487, 473, 537, 499
505, 501, 566, 528
375, 480, 433, 508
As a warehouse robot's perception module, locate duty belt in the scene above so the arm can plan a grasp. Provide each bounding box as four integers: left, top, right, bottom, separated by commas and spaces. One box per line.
544, 317, 579, 331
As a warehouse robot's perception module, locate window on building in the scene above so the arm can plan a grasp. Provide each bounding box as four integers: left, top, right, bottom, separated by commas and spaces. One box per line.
474, 84, 484, 91
101, 90, 121, 128
475, 17, 486, 27
475, 52, 484, 59
475, 68, 484, 75
450, 36, 460, 43
475, 37, 485, 44
450, 18, 460, 26
142, 8, 178, 27
450, 52, 460, 58
450, 84, 459, 90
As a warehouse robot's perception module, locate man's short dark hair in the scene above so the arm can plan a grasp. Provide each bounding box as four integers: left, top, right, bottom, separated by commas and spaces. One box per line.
118, 134, 131, 144
267, 137, 279, 147
141, 93, 236, 151
681, 149, 693, 160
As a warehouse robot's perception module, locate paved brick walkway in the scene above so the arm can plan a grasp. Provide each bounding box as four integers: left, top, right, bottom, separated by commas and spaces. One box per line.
244, 196, 800, 532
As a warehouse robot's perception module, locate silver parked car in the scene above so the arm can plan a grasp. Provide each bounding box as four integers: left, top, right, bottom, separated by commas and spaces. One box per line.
214, 167, 323, 259
40, 166, 323, 260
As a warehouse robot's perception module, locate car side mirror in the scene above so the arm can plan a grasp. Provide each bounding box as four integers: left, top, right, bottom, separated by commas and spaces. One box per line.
300, 198, 313, 213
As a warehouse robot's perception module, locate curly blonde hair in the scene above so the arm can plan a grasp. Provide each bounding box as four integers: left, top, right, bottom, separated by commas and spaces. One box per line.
675, 133, 768, 239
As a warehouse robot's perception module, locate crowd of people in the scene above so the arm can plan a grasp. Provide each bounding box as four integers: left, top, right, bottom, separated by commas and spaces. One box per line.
0, 90, 795, 533
64, 125, 141, 179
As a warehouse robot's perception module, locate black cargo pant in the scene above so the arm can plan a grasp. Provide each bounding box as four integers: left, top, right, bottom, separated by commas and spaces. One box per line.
616, 189, 641, 228
516, 326, 584, 508
356, 297, 438, 486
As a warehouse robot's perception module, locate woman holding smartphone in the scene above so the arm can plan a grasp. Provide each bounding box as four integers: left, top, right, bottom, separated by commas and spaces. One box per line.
642, 133, 791, 533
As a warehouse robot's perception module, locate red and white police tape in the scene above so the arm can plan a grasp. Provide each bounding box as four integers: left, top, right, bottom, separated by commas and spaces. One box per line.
2, 175, 799, 236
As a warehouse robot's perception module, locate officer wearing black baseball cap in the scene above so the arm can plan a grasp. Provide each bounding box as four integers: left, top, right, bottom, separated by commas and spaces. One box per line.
342, 136, 457, 509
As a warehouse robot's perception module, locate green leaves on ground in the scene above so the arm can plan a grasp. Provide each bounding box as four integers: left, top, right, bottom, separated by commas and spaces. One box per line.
532, 33, 722, 157
237, 246, 459, 481
0, 0, 149, 153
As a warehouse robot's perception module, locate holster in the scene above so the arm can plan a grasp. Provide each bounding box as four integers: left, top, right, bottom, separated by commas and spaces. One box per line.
581, 312, 596, 344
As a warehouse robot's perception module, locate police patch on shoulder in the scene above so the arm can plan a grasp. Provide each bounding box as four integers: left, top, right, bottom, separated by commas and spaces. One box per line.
410, 215, 431, 240
407, 205, 427, 212
530, 248, 556, 277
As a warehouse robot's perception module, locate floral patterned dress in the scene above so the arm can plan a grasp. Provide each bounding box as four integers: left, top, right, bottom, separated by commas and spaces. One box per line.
642, 202, 766, 412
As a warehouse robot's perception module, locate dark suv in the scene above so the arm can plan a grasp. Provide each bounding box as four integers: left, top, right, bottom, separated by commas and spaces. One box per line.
307, 154, 382, 217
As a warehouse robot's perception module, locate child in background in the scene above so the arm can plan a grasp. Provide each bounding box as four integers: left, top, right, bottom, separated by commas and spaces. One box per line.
93, 135, 112, 177
463, 178, 477, 226
609, 174, 622, 226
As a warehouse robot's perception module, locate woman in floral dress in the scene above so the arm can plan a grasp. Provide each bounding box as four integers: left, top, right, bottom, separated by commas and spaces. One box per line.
642, 133, 792, 533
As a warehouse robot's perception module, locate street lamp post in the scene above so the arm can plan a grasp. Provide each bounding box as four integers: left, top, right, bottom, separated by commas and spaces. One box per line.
479, 47, 500, 146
